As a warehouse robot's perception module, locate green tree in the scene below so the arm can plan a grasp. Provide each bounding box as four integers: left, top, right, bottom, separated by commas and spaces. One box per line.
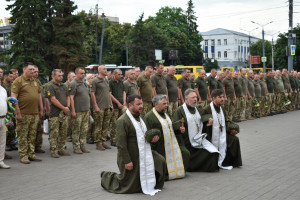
274, 24, 300, 71
203, 58, 218, 72
6, 0, 49, 73
51, 0, 89, 73
186, 0, 203, 65
250, 39, 272, 68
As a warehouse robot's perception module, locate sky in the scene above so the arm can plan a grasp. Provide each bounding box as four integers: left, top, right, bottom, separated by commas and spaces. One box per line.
0, 0, 299, 41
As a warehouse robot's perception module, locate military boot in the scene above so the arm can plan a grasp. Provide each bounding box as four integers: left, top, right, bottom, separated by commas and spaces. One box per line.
58, 150, 71, 156
20, 157, 30, 164
74, 148, 83, 154
102, 143, 112, 149
96, 143, 105, 151
81, 146, 90, 153
51, 153, 60, 158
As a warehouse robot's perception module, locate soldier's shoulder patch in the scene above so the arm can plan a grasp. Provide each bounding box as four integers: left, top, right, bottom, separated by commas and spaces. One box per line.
90, 84, 92, 88
68, 87, 71, 91
12, 85, 16, 89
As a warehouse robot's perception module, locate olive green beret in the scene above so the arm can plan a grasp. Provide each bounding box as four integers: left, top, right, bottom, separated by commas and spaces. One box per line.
145, 129, 161, 143
226, 122, 240, 133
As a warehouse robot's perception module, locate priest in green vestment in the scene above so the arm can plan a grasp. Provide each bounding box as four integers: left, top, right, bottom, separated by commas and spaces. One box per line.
101, 95, 166, 195
144, 94, 190, 180
200, 89, 242, 168
173, 89, 219, 172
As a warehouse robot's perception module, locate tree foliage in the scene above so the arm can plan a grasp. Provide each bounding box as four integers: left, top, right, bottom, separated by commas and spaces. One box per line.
250, 39, 272, 68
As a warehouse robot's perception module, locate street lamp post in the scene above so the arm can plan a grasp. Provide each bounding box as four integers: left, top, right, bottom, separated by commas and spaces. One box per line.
240, 27, 258, 69
266, 31, 280, 71
99, 12, 106, 65
251, 21, 273, 72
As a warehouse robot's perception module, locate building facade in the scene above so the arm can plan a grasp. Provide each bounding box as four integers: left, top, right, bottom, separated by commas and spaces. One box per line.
200, 28, 260, 70
0, 25, 13, 53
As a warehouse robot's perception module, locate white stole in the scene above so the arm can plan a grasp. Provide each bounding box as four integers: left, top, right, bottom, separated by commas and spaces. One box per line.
152, 108, 185, 180
125, 109, 160, 196
210, 102, 233, 170
182, 103, 218, 153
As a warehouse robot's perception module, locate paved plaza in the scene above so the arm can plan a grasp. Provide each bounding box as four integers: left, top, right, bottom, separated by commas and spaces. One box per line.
1, 110, 300, 200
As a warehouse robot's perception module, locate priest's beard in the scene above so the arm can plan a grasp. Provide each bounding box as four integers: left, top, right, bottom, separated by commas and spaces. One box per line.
187, 100, 197, 108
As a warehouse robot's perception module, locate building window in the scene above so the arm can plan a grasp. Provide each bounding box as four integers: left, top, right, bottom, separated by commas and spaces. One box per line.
234, 51, 237, 59
217, 39, 221, 45
224, 39, 227, 45
218, 51, 221, 58
211, 40, 215, 46
205, 53, 208, 59
205, 40, 208, 46
224, 51, 227, 58
212, 53, 215, 58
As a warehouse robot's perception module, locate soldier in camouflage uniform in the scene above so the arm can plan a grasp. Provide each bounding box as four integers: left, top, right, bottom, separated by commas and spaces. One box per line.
11, 63, 44, 164
253, 74, 262, 118
109, 69, 126, 147
232, 71, 243, 122
293, 71, 299, 109
166, 66, 179, 117
259, 73, 269, 117
289, 71, 297, 110
64, 72, 76, 142
47, 69, 71, 158
297, 72, 300, 109
33, 66, 47, 153
206, 69, 218, 102
274, 70, 286, 113
91, 65, 112, 151
282, 69, 293, 111
194, 69, 208, 110
238, 68, 248, 121
223, 70, 236, 121
265, 71, 276, 115
246, 70, 255, 120
69, 67, 90, 154
137, 66, 154, 117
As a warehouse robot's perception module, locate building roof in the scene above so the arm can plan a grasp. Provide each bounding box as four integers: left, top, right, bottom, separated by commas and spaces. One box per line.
200, 28, 260, 40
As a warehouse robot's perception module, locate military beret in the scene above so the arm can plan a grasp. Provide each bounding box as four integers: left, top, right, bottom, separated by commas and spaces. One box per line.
145, 129, 161, 143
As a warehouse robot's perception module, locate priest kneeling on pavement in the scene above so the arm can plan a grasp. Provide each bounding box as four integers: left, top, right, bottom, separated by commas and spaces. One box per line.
144, 94, 190, 180
172, 88, 220, 172
100, 94, 166, 195
200, 89, 242, 168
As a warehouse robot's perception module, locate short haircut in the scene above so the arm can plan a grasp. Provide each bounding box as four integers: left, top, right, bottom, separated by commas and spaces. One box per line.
152, 94, 167, 105
3, 70, 13, 76
75, 67, 84, 74
145, 66, 153, 70
211, 89, 224, 99
184, 88, 196, 98
10, 69, 18, 73
67, 71, 75, 77
127, 94, 142, 105
52, 69, 62, 76
210, 68, 216, 73
113, 69, 122, 74
34, 65, 38, 69
23, 62, 34, 69
184, 68, 191, 72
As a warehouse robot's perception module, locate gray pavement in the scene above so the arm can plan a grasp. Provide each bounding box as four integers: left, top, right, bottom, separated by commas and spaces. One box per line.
1, 110, 300, 200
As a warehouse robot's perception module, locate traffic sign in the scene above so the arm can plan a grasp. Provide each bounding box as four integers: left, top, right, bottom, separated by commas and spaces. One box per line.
291, 45, 296, 56
261, 57, 267, 62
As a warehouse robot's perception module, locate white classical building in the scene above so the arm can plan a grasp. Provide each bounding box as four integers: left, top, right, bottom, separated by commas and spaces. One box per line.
200, 28, 260, 70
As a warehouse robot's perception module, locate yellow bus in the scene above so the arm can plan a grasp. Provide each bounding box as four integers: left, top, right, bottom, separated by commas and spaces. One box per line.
165, 66, 204, 79
252, 68, 272, 73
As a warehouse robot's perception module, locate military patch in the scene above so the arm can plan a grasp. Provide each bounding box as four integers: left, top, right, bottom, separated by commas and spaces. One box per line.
68, 87, 71, 91
12, 85, 16, 89
34, 82, 37, 86
90, 84, 92, 88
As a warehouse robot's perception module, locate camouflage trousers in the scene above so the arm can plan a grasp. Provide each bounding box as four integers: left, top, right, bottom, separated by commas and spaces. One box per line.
87, 113, 95, 141
197, 100, 208, 111
35, 118, 44, 149
253, 97, 261, 117
275, 93, 286, 112
233, 97, 242, 121
16, 114, 39, 159
168, 101, 178, 117
71, 111, 89, 150
49, 115, 68, 154
267, 94, 275, 114
224, 97, 235, 121
142, 101, 153, 117
240, 95, 247, 119
291, 92, 298, 109
286, 93, 294, 111
66, 115, 72, 140
260, 96, 268, 116
110, 107, 126, 143
6, 117, 16, 144
245, 98, 254, 119
297, 92, 300, 108
93, 109, 111, 145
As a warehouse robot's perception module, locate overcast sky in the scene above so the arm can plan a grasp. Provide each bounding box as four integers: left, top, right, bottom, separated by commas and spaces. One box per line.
0, 0, 299, 40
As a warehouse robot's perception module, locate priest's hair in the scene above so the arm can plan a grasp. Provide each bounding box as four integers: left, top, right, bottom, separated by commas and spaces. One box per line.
127, 94, 142, 105
211, 89, 224, 98
152, 94, 167, 105
184, 88, 196, 98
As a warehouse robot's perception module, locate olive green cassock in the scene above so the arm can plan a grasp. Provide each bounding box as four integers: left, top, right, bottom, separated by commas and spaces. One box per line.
144, 110, 190, 179
172, 105, 219, 172
101, 112, 166, 194
200, 104, 243, 168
